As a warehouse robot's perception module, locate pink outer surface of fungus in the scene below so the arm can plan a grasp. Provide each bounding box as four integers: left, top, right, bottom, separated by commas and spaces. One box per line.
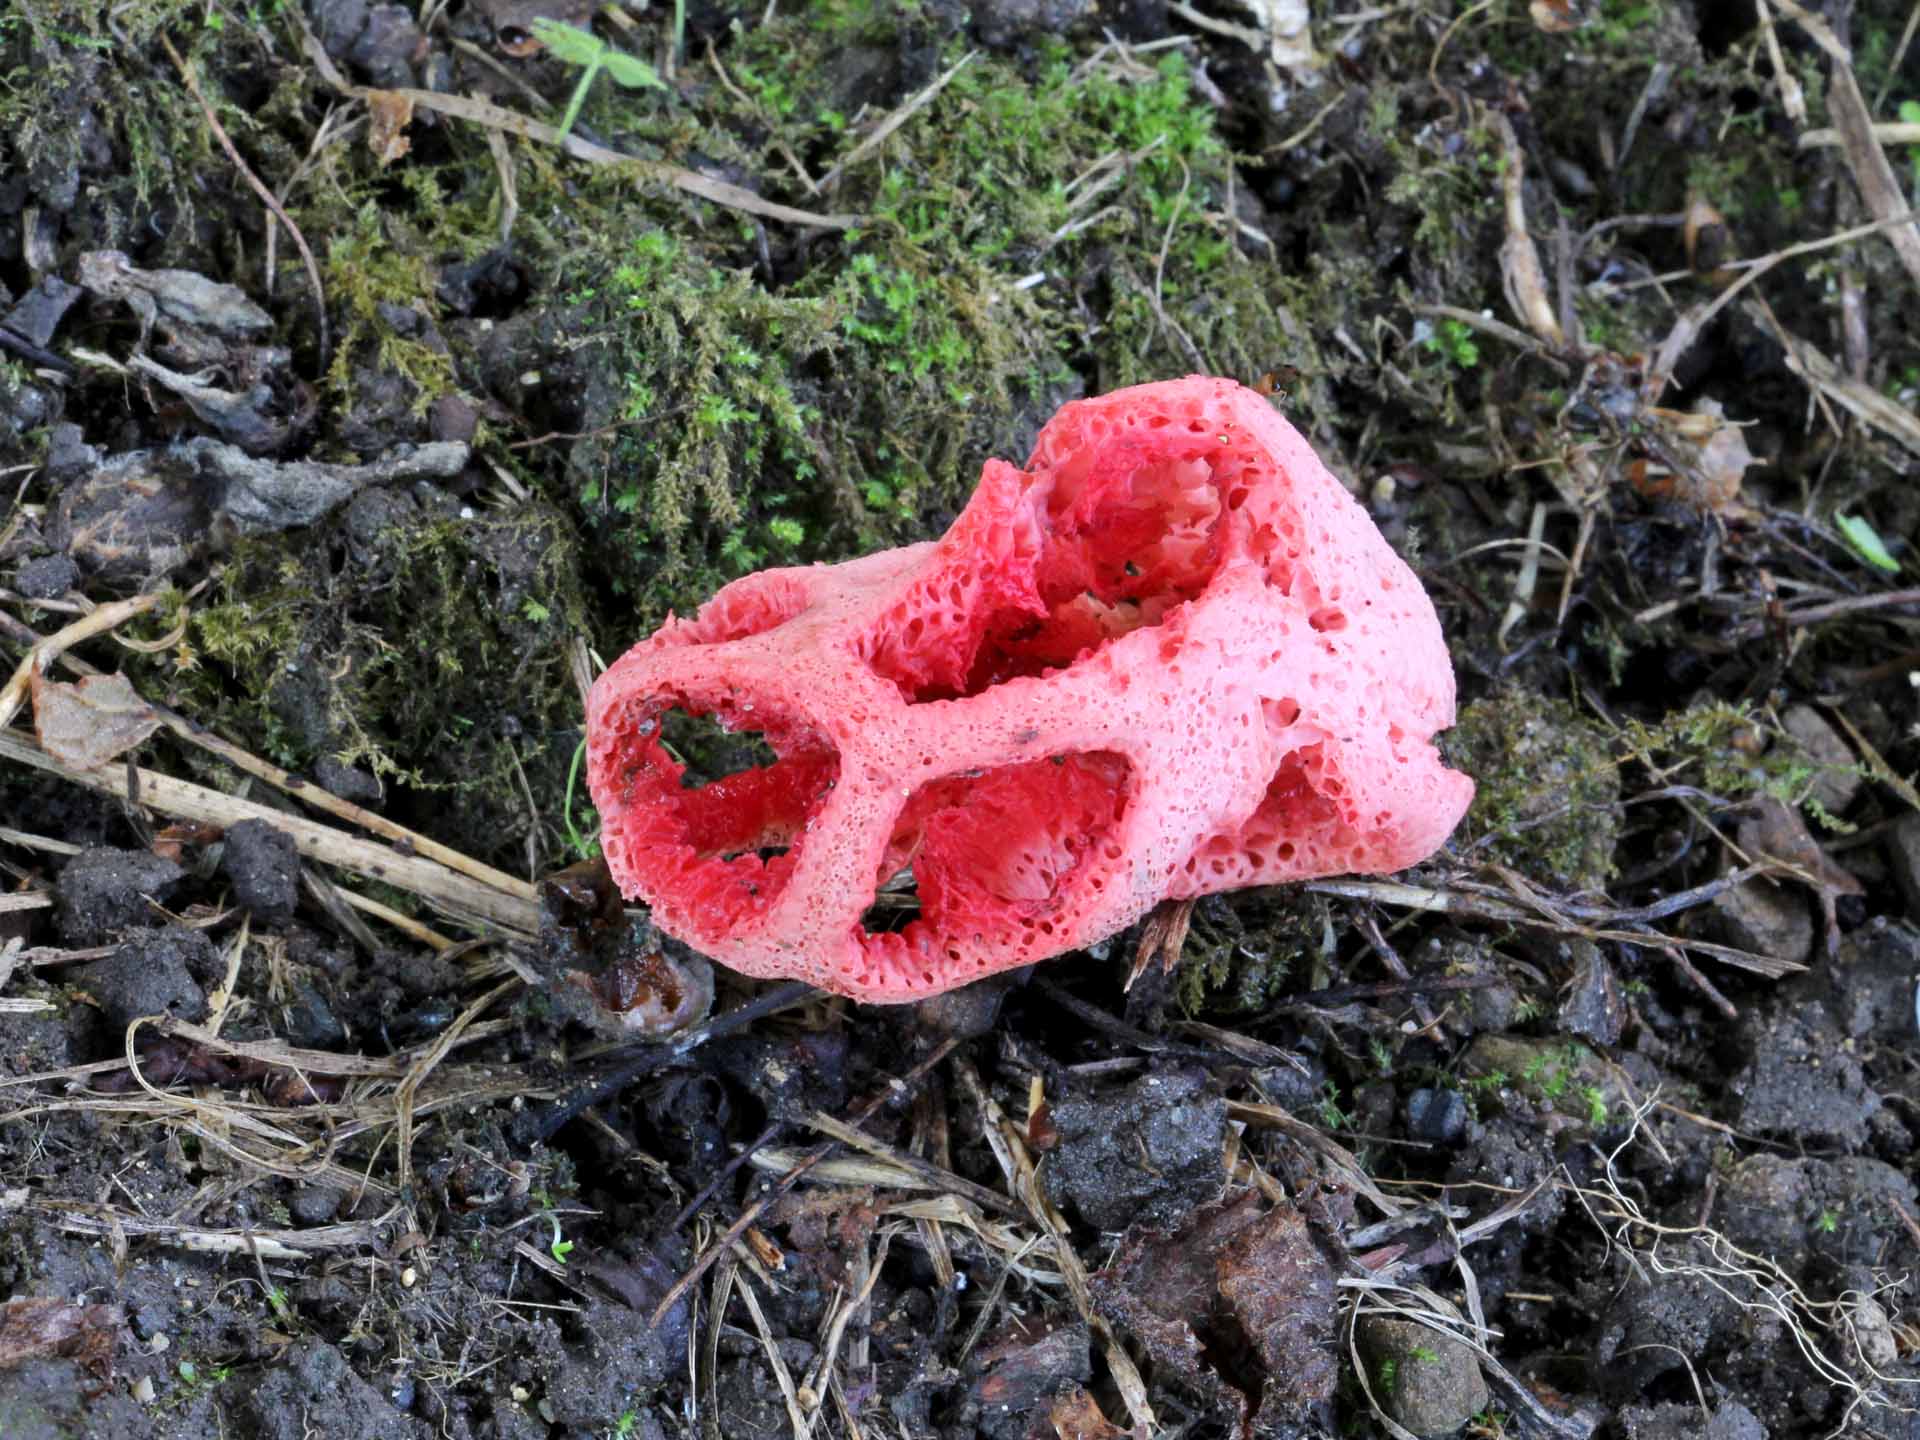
587, 376, 1473, 1003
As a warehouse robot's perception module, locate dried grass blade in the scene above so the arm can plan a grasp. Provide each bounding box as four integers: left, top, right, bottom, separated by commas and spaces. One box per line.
0, 729, 536, 935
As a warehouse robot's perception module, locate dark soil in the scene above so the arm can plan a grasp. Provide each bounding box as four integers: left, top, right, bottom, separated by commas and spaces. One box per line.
3, 1, 1920, 1439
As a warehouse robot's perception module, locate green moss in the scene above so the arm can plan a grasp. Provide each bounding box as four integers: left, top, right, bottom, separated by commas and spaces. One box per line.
479, 23, 1314, 627
323, 204, 461, 414
1381, 117, 1501, 295
1458, 1035, 1630, 1131
0, 4, 217, 260
1173, 892, 1327, 1017
5, 4, 1346, 868
151, 497, 588, 866
1446, 690, 1620, 891
1616, 699, 1855, 828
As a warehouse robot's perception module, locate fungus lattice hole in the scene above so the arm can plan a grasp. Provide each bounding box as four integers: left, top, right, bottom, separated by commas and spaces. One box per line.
659, 709, 780, 791
1228, 743, 1365, 877
853, 751, 1132, 983
599, 694, 840, 937
858, 867, 921, 937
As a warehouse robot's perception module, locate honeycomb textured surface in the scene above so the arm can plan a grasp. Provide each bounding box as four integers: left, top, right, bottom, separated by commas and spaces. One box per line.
588, 376, 1474, 1002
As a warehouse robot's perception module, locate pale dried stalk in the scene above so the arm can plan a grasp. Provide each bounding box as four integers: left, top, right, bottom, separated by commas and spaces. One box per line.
1490, 110, 1565, 349
0, 729, 536, 935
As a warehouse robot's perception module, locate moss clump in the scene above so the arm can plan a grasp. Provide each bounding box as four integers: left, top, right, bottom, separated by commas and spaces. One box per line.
1446, 690, 1619, 892
1173, 892, 1329, 1017
1616, 699, 1856, 830
323, 205, 463, 417
1458, 1034, 1630, 1132
149, 490, 589, 867
481, 19, 1315, 628
0, 6, 310, 284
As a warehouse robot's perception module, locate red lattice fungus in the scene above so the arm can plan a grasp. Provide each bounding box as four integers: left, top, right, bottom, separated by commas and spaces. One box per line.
588, 377, 1473, 1002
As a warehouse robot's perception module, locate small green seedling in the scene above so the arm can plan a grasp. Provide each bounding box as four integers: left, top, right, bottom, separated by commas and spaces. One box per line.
563, 736, 601, 861
531, 19, 666, 141
546, 1210, 575, 1265
1835, 513, 1899, 573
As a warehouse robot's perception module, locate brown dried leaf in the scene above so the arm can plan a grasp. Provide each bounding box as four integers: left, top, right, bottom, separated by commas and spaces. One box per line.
366, 90, 415, 166
969, 1316, 1091, 1425
0, 1297, 124, 1377
1738, 798, 1863, 900
1049, 1385, 1129, 1440
31, 671, 162, 771
1737, 795, 1862, 958
1095, 1193, 1336, 1439
1528, 0, 1587, 33
1636, 399, 1758, 514
770, 1188, 878, 1291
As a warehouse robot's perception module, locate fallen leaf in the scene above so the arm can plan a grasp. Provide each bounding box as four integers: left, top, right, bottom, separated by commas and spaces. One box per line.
969, 1316, 1091, 1424
1636, 399, 1758, 515
1529, 0, 1588, 32
1737, 796, 1862, 956
32, 672, 162, 770
1095, 1193, 1336, 1438
1049, 1384, 1128, 1439
366, 90, 415, 166
0, 1297, 124, 1378
1835, 513, 1900, 573
76, 250, 272, 337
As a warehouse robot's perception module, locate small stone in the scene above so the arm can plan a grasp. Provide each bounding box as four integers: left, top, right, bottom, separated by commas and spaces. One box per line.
1406, 1087, 1469, 1146
285, 983, 347, 1049
915, 973, 1016, 1039
1781, 705, 1861, 817
288, 1185, 345, 1226
1707, 876, 1812, 967
221, 818, 300, 925
13, 553, 79, 599
1356, 1312, 1488, 1436
428, 395, 478, 445
1849, 1294, 1898, 1368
